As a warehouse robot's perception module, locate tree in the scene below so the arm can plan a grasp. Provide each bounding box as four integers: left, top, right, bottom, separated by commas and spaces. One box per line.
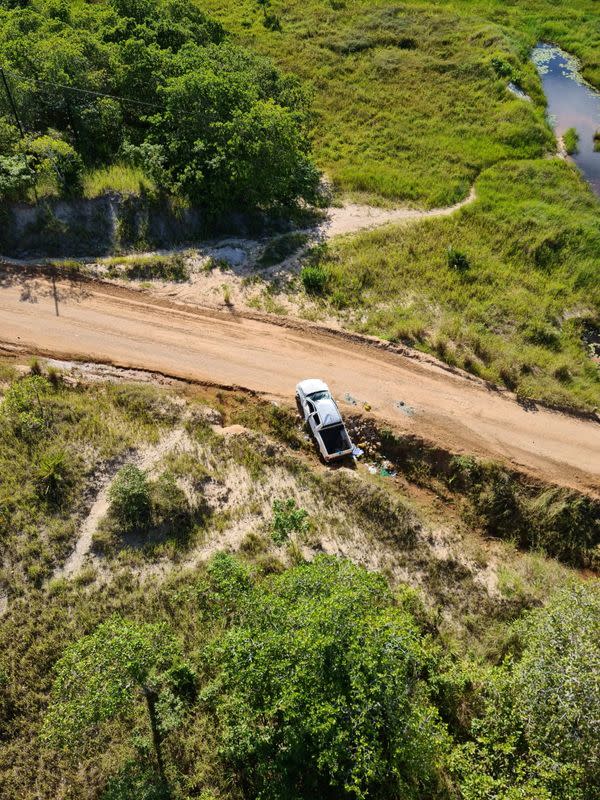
43, 616, 192, 786
0, 0, 316, 211
453, 582, 600, 800
208, 555, 448, 800
513, 583, 600, 795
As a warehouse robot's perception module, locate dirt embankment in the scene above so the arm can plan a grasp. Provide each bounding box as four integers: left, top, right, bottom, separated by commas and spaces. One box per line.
0, 266, 598, 497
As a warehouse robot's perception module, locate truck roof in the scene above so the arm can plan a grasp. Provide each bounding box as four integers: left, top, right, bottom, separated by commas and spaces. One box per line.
297, 378, 329, 396
314, 397, 342, 427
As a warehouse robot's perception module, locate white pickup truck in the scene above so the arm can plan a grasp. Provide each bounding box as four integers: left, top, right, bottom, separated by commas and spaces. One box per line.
296, 378, 354, 462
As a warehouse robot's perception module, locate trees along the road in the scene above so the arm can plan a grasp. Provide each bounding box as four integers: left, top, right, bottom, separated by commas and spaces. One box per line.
43, 616, 194, 789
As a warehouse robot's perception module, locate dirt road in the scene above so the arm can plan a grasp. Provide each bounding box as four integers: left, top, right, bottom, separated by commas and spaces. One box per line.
1, 267, 598, 495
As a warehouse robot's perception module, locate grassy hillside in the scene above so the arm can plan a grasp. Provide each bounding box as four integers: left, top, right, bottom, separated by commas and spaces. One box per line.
201, 0, 548, 205
311, 159, 600, 409
0, 361, 598, 799
201, 0, 599, 204
193, 0, 600, 409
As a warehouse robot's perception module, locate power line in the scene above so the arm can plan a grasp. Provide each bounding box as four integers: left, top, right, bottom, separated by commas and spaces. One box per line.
0, 67, 26, 136
3, 68, 165, 112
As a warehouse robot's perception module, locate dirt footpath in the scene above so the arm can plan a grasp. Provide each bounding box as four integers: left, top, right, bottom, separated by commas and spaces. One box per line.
0, 267, 599, 496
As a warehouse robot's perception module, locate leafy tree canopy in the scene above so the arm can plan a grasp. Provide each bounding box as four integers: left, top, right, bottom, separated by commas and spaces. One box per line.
453, 582, 600, 800
0, 0, 318, 208
43, 615, 185, 747
206, 554, 449, 800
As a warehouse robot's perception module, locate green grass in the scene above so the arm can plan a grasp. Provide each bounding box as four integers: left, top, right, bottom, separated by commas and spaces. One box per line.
204, 0, 600, 200
102, 253, 190, 282
82, 164, 157, 199
311, 159, 600, 410
201, 0, 598, 205
563, 127, 579, 154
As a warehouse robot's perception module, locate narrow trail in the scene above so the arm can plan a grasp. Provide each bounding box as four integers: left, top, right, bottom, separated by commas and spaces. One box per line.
55, 427, 188, 580
323, 186, 476, 237
0, 266, 598, 496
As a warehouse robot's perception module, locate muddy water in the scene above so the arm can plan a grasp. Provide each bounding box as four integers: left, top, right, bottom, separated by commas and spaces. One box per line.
532, 43, 600, 195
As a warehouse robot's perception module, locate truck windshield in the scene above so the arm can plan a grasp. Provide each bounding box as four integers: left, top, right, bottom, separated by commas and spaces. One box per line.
309, 390, 332, 401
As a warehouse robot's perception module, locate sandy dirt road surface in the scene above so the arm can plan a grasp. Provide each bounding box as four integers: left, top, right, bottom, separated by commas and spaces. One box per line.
0, 266, 598, 496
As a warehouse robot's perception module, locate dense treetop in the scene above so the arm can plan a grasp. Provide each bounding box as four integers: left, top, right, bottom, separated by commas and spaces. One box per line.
0, 0, 319, 209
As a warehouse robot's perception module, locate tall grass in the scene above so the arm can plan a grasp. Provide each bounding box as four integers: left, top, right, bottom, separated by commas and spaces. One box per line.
82, 164, 157, 199
202, 0, 562, 205
314, 159, 600, 409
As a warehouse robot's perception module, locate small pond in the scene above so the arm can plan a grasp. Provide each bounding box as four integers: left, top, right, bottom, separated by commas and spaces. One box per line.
532, 43, 600, 196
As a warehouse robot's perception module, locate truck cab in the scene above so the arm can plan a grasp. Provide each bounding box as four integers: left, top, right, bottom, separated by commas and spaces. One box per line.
296, 378, 354, 462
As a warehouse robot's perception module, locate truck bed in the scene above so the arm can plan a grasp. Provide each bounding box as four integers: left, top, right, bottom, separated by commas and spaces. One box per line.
320, 423, 352, 456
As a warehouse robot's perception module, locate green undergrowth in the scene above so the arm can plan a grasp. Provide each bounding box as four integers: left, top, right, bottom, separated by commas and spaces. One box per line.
0, 368, 596, 799
310, 160, 600, 410
103, 253, 190, 282
0, 368, 183, 594
345, 417, 600, 569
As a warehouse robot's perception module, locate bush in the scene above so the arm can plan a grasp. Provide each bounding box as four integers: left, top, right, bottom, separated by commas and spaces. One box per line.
0, 154, 35, 201
446, 246, 470, 271
25, 134, 83, 197
2, 375, 51, 439
271, 498, 309, 544
300, 265, 328, 294
108, 465, 151, 531
36, 448, 76, 507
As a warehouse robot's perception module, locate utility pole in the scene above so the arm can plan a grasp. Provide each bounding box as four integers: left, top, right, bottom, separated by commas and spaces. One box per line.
0, 67, 25, 138
0, 67, 39, 202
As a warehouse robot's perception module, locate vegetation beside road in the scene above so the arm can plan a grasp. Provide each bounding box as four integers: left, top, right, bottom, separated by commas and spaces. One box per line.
309, 159, 600, 409
0, 0, 318, 212
0, 362, 598, 799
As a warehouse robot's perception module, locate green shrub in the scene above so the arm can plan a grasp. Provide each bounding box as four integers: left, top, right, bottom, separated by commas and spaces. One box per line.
300, 265, 328, 294
108, 464, 151, 531
25, 134, 83, 198
0, 154, 35, 201
36, 448, 76, 507
2, 375, 51, 439
271, 498, 309, 544
446, 246, 470, 271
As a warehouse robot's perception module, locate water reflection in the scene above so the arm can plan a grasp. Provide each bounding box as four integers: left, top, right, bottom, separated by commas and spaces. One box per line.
532, 43, 600, 196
